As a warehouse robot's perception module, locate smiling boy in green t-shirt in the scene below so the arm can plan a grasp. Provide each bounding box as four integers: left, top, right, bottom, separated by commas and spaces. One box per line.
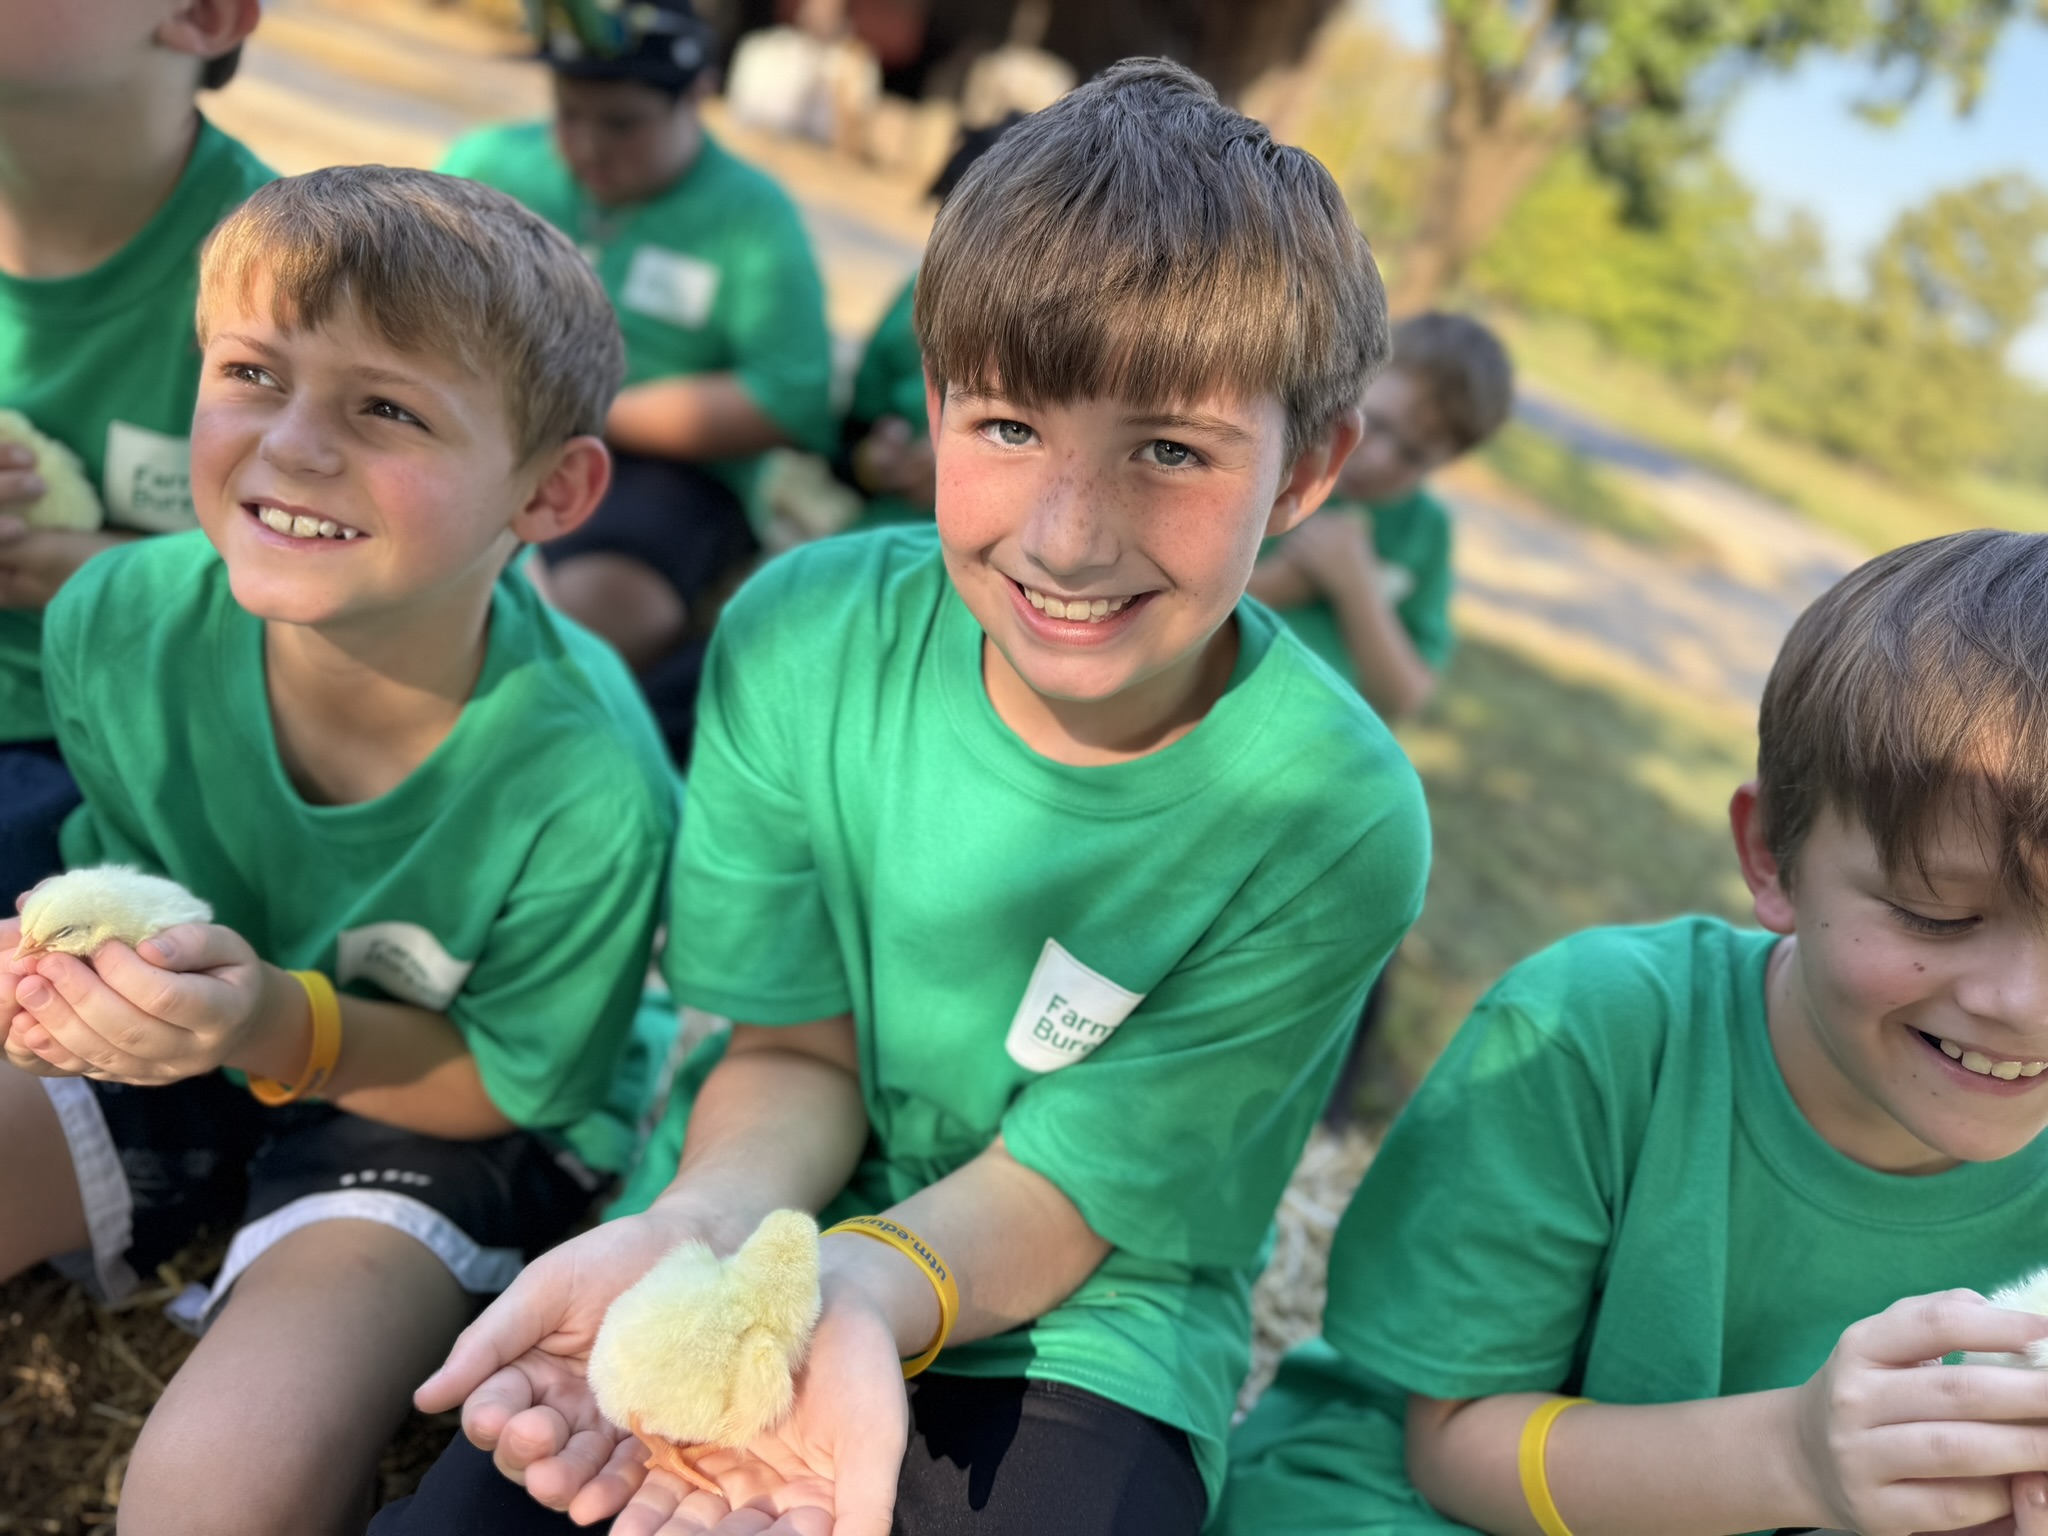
383, 58, 1429, 1536
1221, 530, 2048, 1536
0, 0, 272, 897
0, 167, 675, 1535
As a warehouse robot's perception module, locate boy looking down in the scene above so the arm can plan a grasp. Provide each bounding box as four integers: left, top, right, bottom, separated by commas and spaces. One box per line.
0, 0, 271, 897
0, 167, 676, 1536
1220, 530, 2048, 1536
440, 0, 834, 761
1249, 311, 1512, 722
377, 58, 1429, 1536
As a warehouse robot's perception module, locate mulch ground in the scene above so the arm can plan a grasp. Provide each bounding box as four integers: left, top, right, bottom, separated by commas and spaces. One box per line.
0, 1234, 458, 1532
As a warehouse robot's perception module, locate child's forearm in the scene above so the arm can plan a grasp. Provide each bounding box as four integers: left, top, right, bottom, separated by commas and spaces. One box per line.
652, 1018, 872, 1255
231, 977, 514, 1139
606, 373, 789, 462
1408, 1389, 1819, 1536
1325, 578, 1437, 720
821, 1137, 1111, 1362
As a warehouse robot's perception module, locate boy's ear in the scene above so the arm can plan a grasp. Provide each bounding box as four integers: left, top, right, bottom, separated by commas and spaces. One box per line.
157, 0, 262, 62
512, 437, 613, 546
1265, 406, 1365, 539
1731, 781, 1798, 935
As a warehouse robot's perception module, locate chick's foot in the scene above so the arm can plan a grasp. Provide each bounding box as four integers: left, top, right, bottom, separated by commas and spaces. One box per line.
633, 1415, 724, 1497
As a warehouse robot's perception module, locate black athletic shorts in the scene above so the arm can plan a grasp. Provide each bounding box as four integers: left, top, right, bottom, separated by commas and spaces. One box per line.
41, 1068, 602, 1326
0, 740, 81, 901
369, 1372, 1207, 1534
534, 450, 758, 613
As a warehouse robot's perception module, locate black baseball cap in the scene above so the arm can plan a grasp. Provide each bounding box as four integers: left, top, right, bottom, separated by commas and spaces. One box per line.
524, 0, 715, 90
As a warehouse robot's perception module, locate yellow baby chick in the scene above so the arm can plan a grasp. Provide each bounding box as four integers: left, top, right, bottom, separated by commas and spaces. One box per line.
1959, 1266, 2048, 1369
588, 1209, 823, 1495
15, 866, 213, 961
0, 410, 104, 532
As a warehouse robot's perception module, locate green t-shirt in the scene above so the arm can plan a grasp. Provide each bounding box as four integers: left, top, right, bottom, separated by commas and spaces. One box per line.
44, 533, 680, 1172
0, 117, 273, 743
438, 122, 834, 501
614, 524, 1430, 1505
1258, 488, 1455, 692
843, 273, 929, 531
1218, 917, 2048, 1534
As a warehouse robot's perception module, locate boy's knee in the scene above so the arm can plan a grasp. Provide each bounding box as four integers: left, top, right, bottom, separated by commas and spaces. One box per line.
117, 1427, 371, 1536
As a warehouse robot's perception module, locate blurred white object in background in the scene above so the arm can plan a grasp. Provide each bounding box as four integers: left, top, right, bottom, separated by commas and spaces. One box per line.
726, 0, 880, 152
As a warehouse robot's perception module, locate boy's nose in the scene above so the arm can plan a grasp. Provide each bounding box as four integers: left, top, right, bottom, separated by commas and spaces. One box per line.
1954, 932, 2048, 1035
258, 404, 345, 480
1020, 466, 1121, 578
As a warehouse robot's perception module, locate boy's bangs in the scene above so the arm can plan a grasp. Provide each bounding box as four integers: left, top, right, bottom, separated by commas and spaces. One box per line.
922, 241, 1306, 440
1762, 529, 2048, 912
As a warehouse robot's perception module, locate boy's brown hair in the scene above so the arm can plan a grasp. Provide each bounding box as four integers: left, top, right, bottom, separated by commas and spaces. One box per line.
1757, 529, 2048, 905
198, 166, 624, 462
914, 57, 1388, 463
1390, 312, 1514, 453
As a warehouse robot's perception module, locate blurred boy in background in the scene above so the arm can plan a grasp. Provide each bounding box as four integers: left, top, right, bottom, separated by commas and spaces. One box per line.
441, 0, 834, 762
1250, 311, 1512, 723
0, 0, 270, 896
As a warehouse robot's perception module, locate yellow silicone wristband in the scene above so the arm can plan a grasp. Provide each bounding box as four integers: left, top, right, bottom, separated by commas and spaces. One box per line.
824, 1216, 960, 1378
1518, 1396, 1590, 1536
248, 970, 343, 1106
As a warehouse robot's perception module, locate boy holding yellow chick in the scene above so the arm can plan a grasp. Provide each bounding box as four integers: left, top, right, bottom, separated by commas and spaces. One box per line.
0, 0, 272, 899
0, 168, 676, 1535
1218, 531, 2048, 1536
375, 57, 1429, 1536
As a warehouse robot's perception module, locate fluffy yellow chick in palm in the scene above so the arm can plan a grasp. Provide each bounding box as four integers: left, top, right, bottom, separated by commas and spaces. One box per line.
1962, 1266, 2048, 1369
0, 410, 104, 532
14, 866, 212, 960
588, 1209, 823, 1494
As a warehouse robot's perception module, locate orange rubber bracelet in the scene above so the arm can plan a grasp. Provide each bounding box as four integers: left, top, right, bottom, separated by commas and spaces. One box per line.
824, 1216, 960, 1378
248, 970, 343, 1106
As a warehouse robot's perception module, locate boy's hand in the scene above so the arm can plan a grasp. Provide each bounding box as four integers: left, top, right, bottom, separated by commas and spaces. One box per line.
3, 923, 298, 1084
1275, 511, 1379, 601
0, 516, 136, 611
851, 418, 936, 507
415, 1205, 717, 1521
0, 445, 46, 510
1793, 1291, 2048, 1536
606, 1262, 909, 1536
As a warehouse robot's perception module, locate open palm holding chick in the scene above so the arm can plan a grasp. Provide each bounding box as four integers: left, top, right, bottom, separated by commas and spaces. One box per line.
4, 866, 276, 1085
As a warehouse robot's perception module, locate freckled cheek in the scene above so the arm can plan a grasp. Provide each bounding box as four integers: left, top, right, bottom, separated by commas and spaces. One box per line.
1814, 934, 1941, 1026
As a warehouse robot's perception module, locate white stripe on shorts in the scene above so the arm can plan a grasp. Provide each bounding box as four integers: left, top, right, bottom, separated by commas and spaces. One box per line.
40, 1077, 140, 1304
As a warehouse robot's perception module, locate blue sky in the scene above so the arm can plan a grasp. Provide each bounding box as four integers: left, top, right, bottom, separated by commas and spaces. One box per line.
1368, 0, 2048, 381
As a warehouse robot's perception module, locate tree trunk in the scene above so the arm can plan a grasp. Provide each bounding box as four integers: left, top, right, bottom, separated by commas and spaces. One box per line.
1391, 10, 1580, 314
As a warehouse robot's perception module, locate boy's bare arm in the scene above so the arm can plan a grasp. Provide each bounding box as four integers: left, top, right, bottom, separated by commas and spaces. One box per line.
1406, 1291, 2048, 1536
1246, 554, 1317, 610
605, 373, 789, 463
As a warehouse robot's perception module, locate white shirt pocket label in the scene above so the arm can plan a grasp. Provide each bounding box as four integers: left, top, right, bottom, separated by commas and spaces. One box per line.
620, 245, 721, 329
1004, 938, 1147, 1074
103, 421, 196, 532
336, 922, 476, 1012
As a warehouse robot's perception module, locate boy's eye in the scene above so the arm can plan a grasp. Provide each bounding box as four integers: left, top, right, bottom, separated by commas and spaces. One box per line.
367, 399, 426, 429
223, 363, 280, 390
985, 420, 1034, 448
1143, 439, 1197, 469
1885, 902, 1980, 937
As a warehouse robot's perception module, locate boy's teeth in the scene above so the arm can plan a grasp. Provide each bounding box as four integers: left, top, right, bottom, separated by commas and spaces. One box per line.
257, 505, 358, 541
1024, 586, 1129, 623
1940, 1037, 2048, 1079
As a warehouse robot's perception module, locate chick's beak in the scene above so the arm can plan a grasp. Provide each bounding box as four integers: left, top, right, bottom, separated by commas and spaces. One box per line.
12, 936, 44, 961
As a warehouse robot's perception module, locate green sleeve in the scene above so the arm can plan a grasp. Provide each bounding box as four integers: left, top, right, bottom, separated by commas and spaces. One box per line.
450, 794, 674, 1137
1394, 501, 1454, 669
1004, 781, 1428, 1270
849, 277, 925, 436
1321, 958, 1616, 1399
434, 129, 494, 180
722, 200, 836, 457
661, 574, 851, 1023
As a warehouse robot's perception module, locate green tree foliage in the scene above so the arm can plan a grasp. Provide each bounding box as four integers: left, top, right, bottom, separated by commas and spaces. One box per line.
1399, 0, 2044, 308
1476, 161, 2048, 481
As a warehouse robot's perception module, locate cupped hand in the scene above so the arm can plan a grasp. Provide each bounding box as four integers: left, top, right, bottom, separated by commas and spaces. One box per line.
0, 446, 45, 512
3, 921, 282, 1083
1794, 1290, 2048, 1536
0, 517, 135, 611
607, 1274, 910, 1536
414, 1205, 713, 1520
